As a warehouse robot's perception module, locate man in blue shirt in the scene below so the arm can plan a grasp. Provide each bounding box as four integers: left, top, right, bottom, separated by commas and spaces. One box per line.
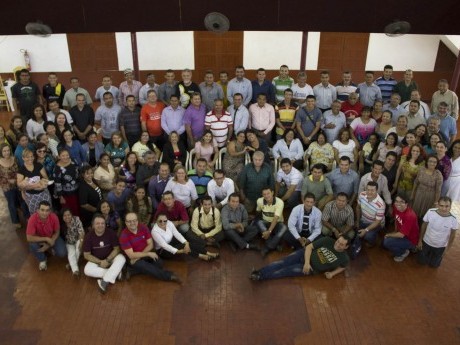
326, 156, 360, 205
251, 68, 276, 104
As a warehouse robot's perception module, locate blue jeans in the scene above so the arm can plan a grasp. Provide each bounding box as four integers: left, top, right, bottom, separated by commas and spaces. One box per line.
259, 249, 308, 280
360, 221, 382, 245
383, 237, 414, 256
131, 257, 172, 281
255, 220, 288, 250
4, 189, 19, 224
29, 237, 67, 262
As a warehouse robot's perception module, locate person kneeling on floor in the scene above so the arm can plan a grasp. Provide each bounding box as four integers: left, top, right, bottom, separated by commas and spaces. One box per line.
26, 201, 67, 271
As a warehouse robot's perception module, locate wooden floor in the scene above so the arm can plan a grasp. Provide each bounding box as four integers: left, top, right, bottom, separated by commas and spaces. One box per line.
1, 109, 460, 345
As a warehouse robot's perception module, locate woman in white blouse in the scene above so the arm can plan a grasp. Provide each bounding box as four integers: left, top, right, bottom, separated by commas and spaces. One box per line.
272, 128, 304, 170
163, 165, 198, 210
151, 214, 219, 261
333, 127, 358, 168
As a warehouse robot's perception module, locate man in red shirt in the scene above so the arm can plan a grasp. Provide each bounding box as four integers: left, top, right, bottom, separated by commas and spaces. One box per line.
340, 92, 363, 126
26, 201, 67, 271
119, 212, 181, 283
141, 90, 165, 149
383, 194, 420, 262
154, 191, 190, 234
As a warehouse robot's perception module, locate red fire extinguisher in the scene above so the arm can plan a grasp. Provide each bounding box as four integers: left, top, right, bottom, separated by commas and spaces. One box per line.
20, 49, 31, 71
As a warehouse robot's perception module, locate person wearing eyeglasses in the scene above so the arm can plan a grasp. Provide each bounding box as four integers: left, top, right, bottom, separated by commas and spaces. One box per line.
383, 194, 419, 262
119, 212, 181, 283
152, 213, 219, 261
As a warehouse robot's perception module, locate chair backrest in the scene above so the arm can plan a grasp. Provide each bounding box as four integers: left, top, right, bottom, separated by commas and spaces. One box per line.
13, 66, 27, 82
217, 147, 227, 170
0, 76, 11, 111
186, 148, 196, 172
244, 152, 251, 165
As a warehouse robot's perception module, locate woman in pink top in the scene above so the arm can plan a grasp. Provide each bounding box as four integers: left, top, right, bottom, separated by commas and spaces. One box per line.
194, 130, 218, 170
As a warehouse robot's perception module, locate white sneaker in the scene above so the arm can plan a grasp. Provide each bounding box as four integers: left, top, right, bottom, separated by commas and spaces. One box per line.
39, 261, 47, 271
394, 249, 410, 262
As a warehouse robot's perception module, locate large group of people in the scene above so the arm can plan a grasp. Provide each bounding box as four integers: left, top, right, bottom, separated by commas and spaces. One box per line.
3, 64, 459, 291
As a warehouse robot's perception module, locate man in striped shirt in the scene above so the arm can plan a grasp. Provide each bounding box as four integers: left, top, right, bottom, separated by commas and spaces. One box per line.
375, 65, 397, 104
356, 181, 385, 246
205, 99, 233, 148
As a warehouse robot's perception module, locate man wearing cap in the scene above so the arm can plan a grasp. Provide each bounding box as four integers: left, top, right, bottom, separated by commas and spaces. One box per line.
119, 68, 143, 106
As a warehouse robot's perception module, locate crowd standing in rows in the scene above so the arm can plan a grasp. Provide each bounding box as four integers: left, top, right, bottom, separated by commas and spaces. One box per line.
1, 64, 458, 291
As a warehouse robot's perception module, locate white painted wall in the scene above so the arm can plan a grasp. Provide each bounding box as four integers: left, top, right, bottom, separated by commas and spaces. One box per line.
442, 35, 460, 56
243, 31, 303, 70
115, 32, 134, 71
366, 34, 440, 72
135, 31, 195, 70
306, 32, 320, 70
0, 34, 71, 73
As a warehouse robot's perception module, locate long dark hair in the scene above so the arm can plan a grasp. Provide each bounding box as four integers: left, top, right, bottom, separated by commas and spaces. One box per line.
9, 115, 24, 140
59, 208, 73, 237
122, 151, 139, 172
129, 186, 151, 212
447, 139, 460, 158
406, 143, 425, 165
54, 113, 73, 138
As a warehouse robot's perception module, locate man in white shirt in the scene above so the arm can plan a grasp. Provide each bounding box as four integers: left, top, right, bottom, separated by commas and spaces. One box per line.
417, 196, 458, 268
227, 93, 249, 135
291, 71, 314, 107
275, 158, 303, 209
322, 100, 346, 143
401, 90, 431, 121
139, 73, 160, 106
207, 169, 235, 209
405, 100, 426, 130
94, 75, 119, 104
46, 99, 73, 124
227, 66, 252, 106
313, 71, 337, 112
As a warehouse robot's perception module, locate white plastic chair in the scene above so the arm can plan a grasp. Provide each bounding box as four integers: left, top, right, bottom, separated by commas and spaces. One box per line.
217, 147, 227, 170
244, 152, 251, 165
186, 149, 196, 171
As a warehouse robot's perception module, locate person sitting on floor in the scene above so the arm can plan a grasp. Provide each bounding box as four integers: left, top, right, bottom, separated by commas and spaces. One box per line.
250, 235, 350, 281
256, 187, 288, 257
221, 193, 260, 252
190, 196, 224, 248
321, 193, 355, 240
356, 181, 386, 247
284, 192, 322, 250
119, 212, 181, 283
83, 214, 126, 293
383, 194, 419, 262
151, 213, 219, 261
